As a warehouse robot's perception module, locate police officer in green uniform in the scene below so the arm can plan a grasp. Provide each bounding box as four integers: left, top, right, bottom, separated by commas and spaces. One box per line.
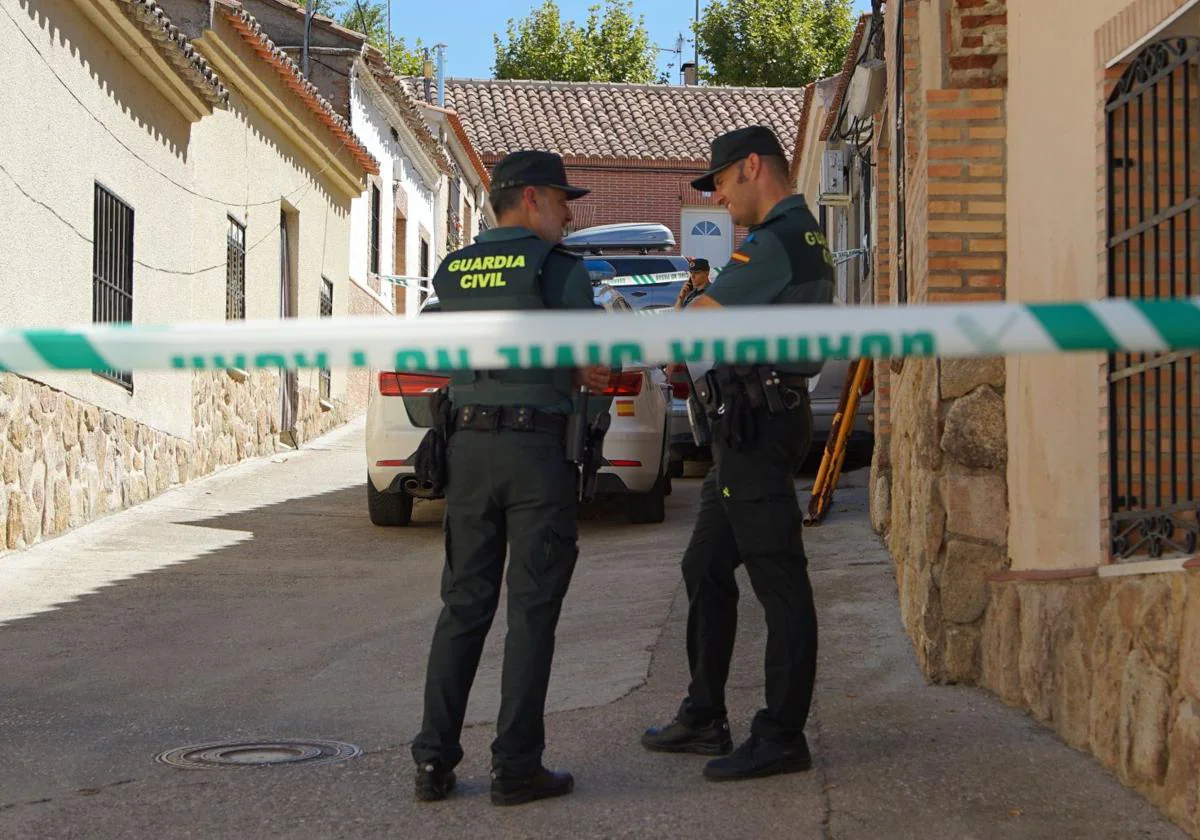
641, 126, 834, 780
411, 150, 609, 806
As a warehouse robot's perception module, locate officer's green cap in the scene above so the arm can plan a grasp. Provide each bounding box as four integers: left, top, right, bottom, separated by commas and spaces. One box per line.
490, 150, 590, 200
690, 126, 787, 192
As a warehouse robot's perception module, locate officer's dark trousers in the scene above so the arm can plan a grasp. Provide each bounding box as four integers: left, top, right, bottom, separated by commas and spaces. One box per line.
412, 427, 579, 777
677, 401, 818, 744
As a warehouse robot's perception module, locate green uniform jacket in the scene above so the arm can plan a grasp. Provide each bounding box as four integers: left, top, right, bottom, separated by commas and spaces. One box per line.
702, 195, 836, 376
440, 226, 599, 413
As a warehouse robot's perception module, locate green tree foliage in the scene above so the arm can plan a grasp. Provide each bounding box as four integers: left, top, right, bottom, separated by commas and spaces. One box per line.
493, 0, 658, 83
696, 0, 856, 87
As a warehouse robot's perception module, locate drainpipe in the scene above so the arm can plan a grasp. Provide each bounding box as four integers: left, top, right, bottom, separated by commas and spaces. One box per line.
894, 0, 907, 306
302, 0, 314, 78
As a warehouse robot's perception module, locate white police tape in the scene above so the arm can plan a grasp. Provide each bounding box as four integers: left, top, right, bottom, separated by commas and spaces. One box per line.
2, 298, 1199, 373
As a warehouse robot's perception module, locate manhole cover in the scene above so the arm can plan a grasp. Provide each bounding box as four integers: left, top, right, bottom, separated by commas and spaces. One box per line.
157, 739, 361, 769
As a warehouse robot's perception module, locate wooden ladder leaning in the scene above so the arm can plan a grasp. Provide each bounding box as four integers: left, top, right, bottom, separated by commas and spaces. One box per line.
805, 358, 873, 526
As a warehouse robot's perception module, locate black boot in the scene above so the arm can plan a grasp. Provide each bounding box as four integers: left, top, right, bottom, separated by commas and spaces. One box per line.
490, 766, 574, 806
414, 760, 457, 802
703, 733, 812, 781
641, 717, 733, 756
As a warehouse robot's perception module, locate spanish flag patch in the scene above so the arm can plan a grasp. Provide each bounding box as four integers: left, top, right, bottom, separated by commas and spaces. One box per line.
730, 251, 751, 263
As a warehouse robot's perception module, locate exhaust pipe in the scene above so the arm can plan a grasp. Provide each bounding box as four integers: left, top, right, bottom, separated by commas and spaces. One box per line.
399, 476, 441, 498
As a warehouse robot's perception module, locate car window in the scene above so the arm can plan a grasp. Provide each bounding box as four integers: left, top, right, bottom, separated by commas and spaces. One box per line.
603, 257, 688, 277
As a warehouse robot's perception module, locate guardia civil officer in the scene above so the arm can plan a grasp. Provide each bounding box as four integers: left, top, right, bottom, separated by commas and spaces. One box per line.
411, 150, 609, 806
641, 126, 834, 780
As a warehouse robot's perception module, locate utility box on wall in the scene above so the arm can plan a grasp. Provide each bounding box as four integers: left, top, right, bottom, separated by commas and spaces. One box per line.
819, 148, 850, 206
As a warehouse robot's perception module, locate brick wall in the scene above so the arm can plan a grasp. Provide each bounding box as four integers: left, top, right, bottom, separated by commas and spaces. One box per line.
924, 87, 1007, 302
946, 0, 1008, 88
873, 127, 893, 441
564, 165, 702, 245
481, 153, 753, 253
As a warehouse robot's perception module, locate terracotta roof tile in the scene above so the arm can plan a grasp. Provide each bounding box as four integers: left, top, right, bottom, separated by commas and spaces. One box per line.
219, 4, 378, 175
426, 78, 808, 164
116, 0, 229, 107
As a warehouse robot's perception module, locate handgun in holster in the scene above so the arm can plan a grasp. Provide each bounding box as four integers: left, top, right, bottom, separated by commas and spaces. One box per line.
566, 387, 611, 504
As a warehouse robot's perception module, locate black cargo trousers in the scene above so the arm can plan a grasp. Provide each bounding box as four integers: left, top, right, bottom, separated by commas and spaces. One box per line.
676, 390, 818, 744
411, 425, 579, 778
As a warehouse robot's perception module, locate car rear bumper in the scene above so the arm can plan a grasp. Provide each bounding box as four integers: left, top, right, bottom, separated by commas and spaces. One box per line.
601, 427, 664, 494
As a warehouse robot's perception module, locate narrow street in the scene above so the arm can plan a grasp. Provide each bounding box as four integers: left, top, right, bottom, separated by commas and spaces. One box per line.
0, 419, 1184, 839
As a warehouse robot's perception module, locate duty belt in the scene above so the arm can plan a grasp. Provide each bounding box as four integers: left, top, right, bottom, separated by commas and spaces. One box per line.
454, 404, 568, 435
694, 367, 808, 417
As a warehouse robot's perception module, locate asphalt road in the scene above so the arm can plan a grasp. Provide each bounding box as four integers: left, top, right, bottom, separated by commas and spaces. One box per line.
0, 418, 1185, 839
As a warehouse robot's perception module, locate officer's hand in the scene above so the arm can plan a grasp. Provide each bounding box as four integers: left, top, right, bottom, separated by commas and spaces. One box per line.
577, 365, 611, 393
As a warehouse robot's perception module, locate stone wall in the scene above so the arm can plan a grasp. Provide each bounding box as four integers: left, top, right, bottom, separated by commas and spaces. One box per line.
981, 569, 1200, 836
881, 355, 1009, 682
1, 369, 350, 553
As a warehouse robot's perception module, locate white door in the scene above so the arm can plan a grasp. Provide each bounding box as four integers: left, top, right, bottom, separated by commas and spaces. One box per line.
681, 208, 733, 271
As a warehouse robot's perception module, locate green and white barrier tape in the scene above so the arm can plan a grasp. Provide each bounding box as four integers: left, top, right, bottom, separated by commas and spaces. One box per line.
603, 271, 690, 287
379, 275, 433, 289
2, 298, 1198, 373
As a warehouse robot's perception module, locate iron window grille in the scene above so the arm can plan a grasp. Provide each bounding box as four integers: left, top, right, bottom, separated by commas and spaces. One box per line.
369, 183, 381, 275
319, 277, 333, 401
92, 183, 134, 390
1105, 36, 1200, 560
447, 177, 462, 250
226, 216, 246, 320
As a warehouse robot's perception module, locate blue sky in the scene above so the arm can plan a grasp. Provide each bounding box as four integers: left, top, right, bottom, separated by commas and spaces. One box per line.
385, 0, 874, 81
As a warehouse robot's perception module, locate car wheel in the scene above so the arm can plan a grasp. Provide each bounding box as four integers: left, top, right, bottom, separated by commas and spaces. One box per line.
367, 477, 414, 526
628, 472, 667, 525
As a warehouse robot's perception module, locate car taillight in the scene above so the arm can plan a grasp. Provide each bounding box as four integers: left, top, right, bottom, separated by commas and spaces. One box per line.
602, 371, 643, 397
666, 363, 691, 399
379, 372, 449, 396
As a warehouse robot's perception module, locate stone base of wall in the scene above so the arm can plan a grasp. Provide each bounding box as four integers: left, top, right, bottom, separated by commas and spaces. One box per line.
981, 571, 1200, 838
1, 369, 351, 553
878, 355, 1009, 683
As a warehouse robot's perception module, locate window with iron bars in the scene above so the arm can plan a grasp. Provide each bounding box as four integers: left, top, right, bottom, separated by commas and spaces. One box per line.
447, 178, 462, 250
226, 216, 246, 320
1105, 36, 1200, 560
92, 183, 134, 390
369, 183, 381, 275
319, 277, 333, 402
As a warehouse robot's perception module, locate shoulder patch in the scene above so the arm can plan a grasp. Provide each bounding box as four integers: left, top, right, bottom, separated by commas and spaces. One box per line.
744, 233, 756, 244
730, 251, 751, 264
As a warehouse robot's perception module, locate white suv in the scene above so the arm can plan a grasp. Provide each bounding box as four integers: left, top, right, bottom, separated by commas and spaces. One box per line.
365, 285, 672, 526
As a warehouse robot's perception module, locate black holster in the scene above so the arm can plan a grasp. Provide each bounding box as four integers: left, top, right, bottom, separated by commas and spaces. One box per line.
412, 387, 454, 494
706, 366, 794, 452
566, 388, 611, 504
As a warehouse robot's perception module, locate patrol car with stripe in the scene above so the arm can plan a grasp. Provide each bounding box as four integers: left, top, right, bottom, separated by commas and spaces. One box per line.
365, 280, 673, 527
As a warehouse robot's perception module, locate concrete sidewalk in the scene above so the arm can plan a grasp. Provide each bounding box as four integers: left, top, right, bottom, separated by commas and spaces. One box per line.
0, 419, 1186, 838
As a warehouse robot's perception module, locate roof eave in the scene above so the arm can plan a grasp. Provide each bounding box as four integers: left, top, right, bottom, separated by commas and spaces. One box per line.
819, 13, 872, 142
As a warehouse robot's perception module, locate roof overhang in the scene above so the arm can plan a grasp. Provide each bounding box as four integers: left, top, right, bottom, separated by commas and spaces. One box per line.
198, 5, 377, 202
820, 13, 873, 142
70, 0, 226, 122
418, 103, 491, 190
